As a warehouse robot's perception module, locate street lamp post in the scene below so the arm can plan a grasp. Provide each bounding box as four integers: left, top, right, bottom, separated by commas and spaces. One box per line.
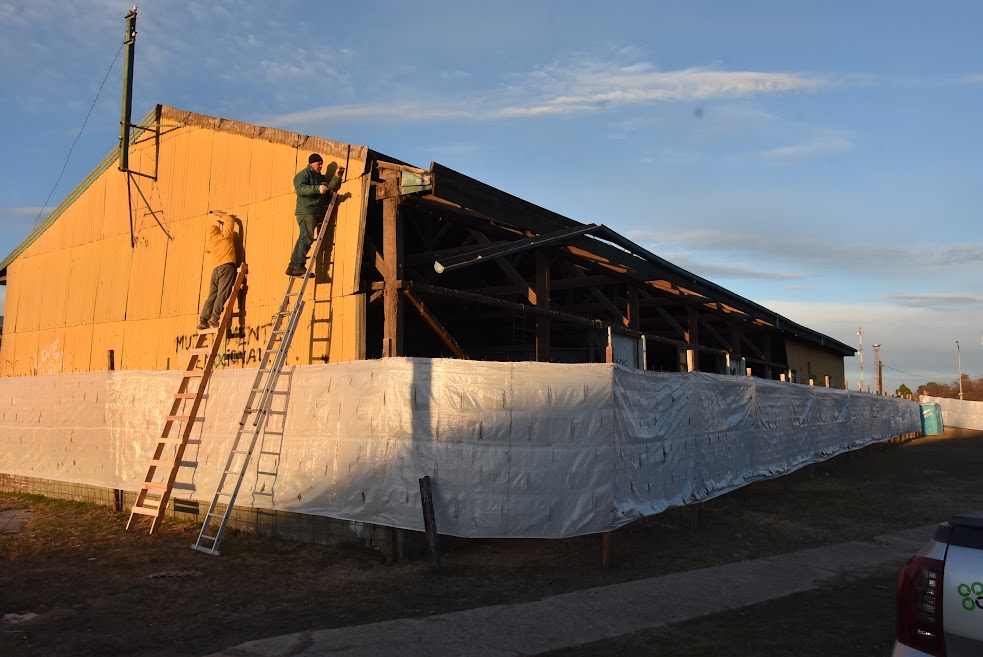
957, 340, 964, 400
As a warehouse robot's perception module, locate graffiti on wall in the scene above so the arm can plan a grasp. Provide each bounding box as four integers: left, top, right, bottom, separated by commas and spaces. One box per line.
35, 338, 63, 375
172, 321, 277, 369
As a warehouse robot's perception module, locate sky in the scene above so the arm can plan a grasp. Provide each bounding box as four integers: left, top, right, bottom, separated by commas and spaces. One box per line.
2, 0, 983, 394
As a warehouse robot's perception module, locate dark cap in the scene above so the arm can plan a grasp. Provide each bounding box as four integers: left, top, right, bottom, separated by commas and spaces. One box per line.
308, 153, 323, 164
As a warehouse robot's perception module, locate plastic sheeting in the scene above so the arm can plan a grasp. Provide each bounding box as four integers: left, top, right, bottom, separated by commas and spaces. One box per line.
0, 358, 920, 538
921, 395, 983, 430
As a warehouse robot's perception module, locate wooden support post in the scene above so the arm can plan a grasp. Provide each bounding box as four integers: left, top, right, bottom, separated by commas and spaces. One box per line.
685, 309, 698, 372
689, 504, 701, 532
382, 186, 404, 357
387, 526, 402, 564
108, 348, 124, 510
535, 251, 551, 362
780, 372, 786, 382
418, 475, 440, 570
825, 375, 831, 388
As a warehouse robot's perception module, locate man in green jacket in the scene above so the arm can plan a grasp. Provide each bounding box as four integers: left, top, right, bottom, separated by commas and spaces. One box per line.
286, 153, 339, 276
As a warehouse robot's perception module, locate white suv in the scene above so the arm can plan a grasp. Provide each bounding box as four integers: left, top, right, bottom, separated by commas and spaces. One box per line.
893, 511, 983, 656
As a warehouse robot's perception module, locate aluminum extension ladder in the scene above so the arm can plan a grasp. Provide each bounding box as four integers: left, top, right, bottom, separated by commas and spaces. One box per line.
191, 193, 340, 555
127, 263, 249, 534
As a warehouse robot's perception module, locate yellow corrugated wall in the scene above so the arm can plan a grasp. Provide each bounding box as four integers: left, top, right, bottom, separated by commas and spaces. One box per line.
784, 339, 847, 388
0, 113, 369, 376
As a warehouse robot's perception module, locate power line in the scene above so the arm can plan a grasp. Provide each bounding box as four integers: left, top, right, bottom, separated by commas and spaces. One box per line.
882, 363, 983, 382
34, 43, 125, 229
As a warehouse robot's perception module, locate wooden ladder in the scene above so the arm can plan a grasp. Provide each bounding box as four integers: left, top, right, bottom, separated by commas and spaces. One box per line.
126, 263, 248, 534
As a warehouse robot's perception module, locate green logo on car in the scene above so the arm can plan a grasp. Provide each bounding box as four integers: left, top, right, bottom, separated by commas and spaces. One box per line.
957, 582, 983, 611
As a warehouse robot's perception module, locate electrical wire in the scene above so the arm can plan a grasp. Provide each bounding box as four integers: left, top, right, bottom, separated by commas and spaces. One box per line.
33, 43, 125, 229
881, 363, 978, 382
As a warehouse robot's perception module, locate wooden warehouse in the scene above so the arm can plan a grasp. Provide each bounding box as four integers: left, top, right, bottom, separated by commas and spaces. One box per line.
0, 105, 854, 383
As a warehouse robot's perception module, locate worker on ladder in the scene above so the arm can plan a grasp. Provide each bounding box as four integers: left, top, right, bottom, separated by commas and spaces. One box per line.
198, 210, 239, 331
286, 153, 342, 277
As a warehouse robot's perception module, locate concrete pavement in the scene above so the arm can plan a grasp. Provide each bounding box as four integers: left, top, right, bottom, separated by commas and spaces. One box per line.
207, 524, 932, 657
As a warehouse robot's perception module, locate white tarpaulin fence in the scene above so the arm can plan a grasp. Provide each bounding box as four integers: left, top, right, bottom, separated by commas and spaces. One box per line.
0, 358, 920, 538
920, 395, 983, 430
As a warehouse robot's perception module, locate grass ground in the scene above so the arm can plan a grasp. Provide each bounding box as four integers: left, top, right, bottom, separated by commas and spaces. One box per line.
2, 428, 982, 657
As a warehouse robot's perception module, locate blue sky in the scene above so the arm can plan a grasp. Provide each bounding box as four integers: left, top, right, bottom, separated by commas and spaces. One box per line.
2, 0, 983, 393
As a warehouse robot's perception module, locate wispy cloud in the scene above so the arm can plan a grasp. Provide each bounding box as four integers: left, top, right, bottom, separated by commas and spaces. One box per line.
887, 292, 983, 309
0, 207, 48, 216
664, 258, 808, 281
265, 59, 829, 126
629, 228, 983, 275
755, 134, 854, 162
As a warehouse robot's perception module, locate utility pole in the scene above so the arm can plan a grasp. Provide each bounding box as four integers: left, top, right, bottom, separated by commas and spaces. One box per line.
957, 340, 964, 400
857, 326, 865, 391
872, 343, 881, 395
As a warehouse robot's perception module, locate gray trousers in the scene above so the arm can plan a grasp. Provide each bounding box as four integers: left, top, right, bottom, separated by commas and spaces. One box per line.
200, 263, 236, 323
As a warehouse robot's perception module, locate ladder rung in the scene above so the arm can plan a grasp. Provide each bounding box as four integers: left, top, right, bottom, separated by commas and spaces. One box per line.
183, 371, 204, 378
157, 437, 184, 445
198, 326, 218, 334
174, 392, 198, 399
147, 459, 174, 468
207, 512, 225, 519
189, 347, 211, 355
129, 506, 159, 517
142, 499, 161, 508
256, 470, 277, 476
259, 450, 280, 456
141, 482, 168, 490
166, 415, 191, 422
224, 469, 241, 476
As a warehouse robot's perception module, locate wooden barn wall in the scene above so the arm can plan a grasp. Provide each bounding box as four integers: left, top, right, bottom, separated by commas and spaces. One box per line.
784, 339, 847, 389
0, 120, 368, 376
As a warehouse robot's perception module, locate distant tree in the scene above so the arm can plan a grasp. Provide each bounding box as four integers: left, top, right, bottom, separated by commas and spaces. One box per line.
896, 383, 913, 398
918, 381, 956, 399
918, 376, 983, 401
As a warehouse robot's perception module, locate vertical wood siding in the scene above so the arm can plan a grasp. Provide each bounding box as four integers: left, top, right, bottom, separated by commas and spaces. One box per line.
0, 110, 368, 376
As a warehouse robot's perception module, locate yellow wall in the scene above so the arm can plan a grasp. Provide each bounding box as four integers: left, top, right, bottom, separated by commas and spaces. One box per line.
784, 339, 847, 389
0, 111, 369, 376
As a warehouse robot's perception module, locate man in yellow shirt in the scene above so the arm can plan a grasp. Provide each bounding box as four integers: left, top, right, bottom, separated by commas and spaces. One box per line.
198, 210, 238, 331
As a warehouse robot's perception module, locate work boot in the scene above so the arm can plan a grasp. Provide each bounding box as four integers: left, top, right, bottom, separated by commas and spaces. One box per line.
197, 320, 209, 331
286, 266, 305, 277
208, 317, 220, 328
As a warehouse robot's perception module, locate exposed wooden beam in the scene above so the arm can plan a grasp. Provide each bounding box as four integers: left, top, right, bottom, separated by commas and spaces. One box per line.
740, 333, 766, 359
433, 224, 600, 274
403, 289, 468, 359
698, 317, 733, 352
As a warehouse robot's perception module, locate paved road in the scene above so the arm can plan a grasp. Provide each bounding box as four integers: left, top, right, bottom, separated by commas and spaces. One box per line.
206, 524, 932, 657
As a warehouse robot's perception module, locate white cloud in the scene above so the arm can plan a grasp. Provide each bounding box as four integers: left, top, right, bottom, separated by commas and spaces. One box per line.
628, 228, 983, 276
755, 134, 854, 162
888, 292, 983, 309
264, 58, 829, 126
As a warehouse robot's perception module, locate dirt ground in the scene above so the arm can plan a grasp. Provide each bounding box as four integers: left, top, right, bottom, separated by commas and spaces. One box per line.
3, 428, 983, 657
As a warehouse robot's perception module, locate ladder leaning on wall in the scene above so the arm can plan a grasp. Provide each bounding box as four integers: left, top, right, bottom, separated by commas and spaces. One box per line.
191, 192, 341, 556
126, 263, 249, 534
